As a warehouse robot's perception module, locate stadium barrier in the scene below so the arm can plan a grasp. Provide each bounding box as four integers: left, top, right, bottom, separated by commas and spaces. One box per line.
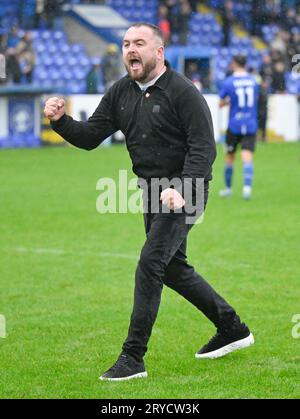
0, 93, 299, 149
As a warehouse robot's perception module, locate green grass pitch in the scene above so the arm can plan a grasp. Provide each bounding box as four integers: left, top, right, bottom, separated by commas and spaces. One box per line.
0, 142, 299, 399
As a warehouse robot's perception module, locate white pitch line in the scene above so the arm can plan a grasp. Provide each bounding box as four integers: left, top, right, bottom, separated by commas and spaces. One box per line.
15, 246, 65, 255
14, 246, 138, 261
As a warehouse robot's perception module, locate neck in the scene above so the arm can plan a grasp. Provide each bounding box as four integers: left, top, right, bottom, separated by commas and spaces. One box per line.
144, 63, 166, 83
234, 68, 247, 74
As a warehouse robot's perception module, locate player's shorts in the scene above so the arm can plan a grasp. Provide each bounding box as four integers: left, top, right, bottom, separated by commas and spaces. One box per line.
225, 129, 256, 154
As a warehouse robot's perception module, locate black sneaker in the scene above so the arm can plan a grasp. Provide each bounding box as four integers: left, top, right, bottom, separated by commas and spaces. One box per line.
99, 353, 148, 381
195, 322, 254, 359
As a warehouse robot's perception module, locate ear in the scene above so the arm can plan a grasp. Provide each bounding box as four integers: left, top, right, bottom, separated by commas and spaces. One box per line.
157, 45, 164, 61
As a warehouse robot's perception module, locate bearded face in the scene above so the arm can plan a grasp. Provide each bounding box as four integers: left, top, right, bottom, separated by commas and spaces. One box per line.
124, 55, 157, 83
122, 26, 164, 83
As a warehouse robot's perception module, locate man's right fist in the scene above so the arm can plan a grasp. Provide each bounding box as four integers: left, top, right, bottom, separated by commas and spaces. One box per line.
44, 97, 65, 121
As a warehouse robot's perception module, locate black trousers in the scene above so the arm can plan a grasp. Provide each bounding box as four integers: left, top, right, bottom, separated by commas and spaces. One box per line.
122, 196, 237, 362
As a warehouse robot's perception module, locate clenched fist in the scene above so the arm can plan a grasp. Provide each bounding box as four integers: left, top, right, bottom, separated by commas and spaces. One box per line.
160, 188, 185, 211
44, 97, 65, 121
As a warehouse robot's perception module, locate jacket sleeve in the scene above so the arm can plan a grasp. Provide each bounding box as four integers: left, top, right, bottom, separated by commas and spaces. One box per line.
50, 89, 119, 150
175, 86, 217, 182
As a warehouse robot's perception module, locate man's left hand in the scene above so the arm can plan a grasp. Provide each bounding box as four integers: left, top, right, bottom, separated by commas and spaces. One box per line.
160, 188, 185, 210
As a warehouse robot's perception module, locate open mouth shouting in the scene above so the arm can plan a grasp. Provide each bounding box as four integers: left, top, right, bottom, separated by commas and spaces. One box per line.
129, 58, 143, 72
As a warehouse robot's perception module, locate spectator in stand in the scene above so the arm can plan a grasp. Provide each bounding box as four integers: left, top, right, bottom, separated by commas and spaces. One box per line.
5, 26, 22, 84
287, 32, 300, 70
44, 0, 64, 29
35, 0, 46, 29
185, 61, 202, 91
158, 4, 171, 45
283, 7, 297, 30
0, 32, 7, 85
251, 0, 263, 36
257, 80, 269, 143
0, 33, 6, 54
161, 0, 179, 37
177, 0, 192, 45
20, 0, 35, 29
188, 0, 198, 12
86, 59, 104, 93
249, 66, 262, 85
15, 32, 36, 84
271, 29, 289, 61
271, 61, 287, 93
6, 25, 21, 49
5, 48, 22, 84
221, 0, 235, 47
263, 0, 281, 24
102, 43, 123, 90
202, 69, 218, 94
249, 67, 268, 143
270, 47, 283, 64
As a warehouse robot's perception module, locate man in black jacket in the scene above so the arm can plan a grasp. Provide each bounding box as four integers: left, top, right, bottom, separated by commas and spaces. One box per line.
44, 23, 254, 381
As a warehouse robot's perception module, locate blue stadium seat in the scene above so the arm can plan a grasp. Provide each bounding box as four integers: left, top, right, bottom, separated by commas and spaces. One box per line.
52, 54, 65, 67
60, 44, 71, 54
200, 36, 210, 46
49, 70, 61, 81
220, 47, 230, 57
216, 70, 226, 81
53, 31, 66, 42
91, 57, 102, 65
228, 46, 239, 56
190, 23, 201, 33
41, 31, 52, 41
188, 34, 200, 45
48, 44, 58, 54
67, 81, 85, 94
217, 60, 229, 70
171, 33, 179, 45
286, 73, 300, 94
66, 56, 78, 67
70, 44, 85, 54
61, 71, 73, 82
75, 72, 86, 81
35, 43, 46, 54
291, 27, 300, 35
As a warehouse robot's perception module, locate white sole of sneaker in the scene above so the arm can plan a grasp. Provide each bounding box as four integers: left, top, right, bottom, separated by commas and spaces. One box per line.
99, 371, 148, 382
195, 333, 255, 359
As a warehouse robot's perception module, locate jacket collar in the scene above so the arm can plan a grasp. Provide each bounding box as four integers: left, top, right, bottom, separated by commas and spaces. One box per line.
128, 60, 172, 91
153, 60, 172, 90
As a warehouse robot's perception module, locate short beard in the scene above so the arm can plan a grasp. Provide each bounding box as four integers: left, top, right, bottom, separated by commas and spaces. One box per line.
126, 57, 157, 83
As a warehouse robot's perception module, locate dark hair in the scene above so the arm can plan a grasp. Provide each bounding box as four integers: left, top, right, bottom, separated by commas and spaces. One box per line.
232, 55, 247, 67
127, 22, 165, 45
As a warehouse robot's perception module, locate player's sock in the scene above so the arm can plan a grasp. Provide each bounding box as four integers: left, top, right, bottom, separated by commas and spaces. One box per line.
224, 164, 233, 189
243, 162, 253, 200
243, 162, 253, 188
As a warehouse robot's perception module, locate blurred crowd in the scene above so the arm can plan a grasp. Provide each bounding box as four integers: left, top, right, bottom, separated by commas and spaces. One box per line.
251, 0, 300, 35
261, 28, 300, 93
0, 27, 35, 85
33, 0, 65, 30
1, 0, 300, 95
2, 0, 66, 31
86, 43, 123, 93
158, 0, 196, 45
